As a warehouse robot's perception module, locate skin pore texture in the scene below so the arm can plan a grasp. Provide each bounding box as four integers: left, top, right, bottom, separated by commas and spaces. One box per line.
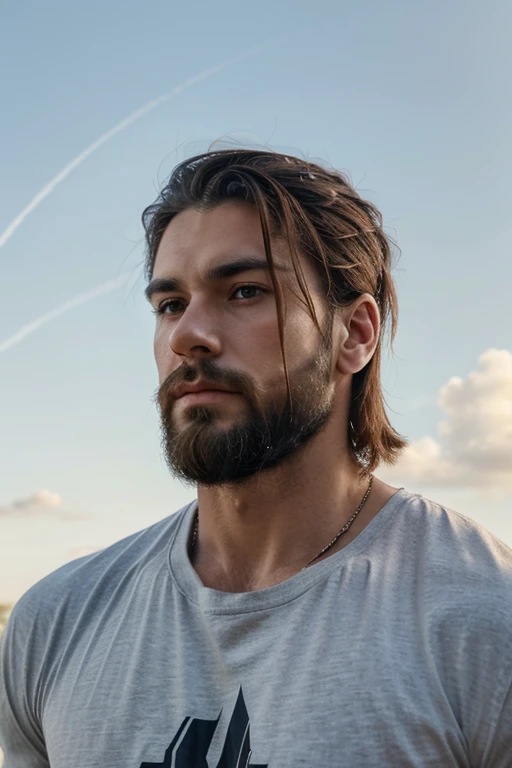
149, 201, 400, 592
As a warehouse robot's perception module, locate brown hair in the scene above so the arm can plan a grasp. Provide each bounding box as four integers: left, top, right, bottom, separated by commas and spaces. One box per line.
141, 147, 408, 474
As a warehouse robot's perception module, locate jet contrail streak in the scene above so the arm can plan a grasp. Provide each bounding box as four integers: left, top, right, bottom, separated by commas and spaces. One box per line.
0, 272, 132, 353
0, 43, 270, 354
0, 44, 266, 251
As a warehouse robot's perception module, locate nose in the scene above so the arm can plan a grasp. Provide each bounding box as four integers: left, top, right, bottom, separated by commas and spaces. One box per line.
168, 300, 222, 360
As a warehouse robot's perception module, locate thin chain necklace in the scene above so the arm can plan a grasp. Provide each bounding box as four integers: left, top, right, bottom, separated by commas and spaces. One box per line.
189, 474, 373, 570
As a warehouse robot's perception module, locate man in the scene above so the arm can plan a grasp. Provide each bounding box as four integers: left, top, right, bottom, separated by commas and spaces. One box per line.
1, 148, 511, 767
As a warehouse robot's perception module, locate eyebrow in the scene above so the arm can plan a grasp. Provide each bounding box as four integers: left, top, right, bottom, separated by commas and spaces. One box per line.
144, 257, 289, 303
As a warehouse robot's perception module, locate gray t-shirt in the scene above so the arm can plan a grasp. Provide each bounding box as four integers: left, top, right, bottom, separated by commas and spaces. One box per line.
1, 488, 512, 767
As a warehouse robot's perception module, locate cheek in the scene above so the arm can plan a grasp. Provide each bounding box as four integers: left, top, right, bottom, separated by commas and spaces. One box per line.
283, 312, 320, 359
235, 310, 316, 369
235, 316, 281, 362
153, 329, 171, 381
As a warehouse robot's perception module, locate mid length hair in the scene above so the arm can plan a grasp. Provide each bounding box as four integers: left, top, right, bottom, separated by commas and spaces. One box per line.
142, 147, 408, 474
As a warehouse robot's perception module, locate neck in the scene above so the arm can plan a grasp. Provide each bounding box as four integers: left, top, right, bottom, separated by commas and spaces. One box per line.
189, 421, 399, 592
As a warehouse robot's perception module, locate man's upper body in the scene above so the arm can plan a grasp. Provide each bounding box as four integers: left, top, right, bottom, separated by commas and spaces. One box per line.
2, 149, 511, 766
1, 488, 512, 767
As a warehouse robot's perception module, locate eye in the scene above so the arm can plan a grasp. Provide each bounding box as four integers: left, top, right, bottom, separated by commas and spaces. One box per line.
152, 298, 185, 316
231, 285, 267, 300
152, 285, 268, 317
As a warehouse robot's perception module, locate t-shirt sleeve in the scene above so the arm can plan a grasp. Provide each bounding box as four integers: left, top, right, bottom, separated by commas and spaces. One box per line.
0, 603, 50, 768
424, 508, 512, 766
480, 659, 512, 767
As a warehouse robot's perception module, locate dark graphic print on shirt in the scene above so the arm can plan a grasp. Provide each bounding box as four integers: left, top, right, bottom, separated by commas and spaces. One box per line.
139, 688, 267, 768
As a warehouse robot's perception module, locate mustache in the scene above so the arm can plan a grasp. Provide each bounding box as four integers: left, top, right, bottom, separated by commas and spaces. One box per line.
153, 360, 257, 408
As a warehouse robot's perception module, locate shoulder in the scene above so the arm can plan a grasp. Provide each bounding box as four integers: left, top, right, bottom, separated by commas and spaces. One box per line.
7, 502, 194, 638
396, 489, 512, 641
395, 493, 512, 756
0, 504, 194, 734
400, 490, 512, 576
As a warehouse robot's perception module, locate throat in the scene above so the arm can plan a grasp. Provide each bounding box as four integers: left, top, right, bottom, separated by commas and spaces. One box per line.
192, 553, 305, 593
188, 475, 400, 592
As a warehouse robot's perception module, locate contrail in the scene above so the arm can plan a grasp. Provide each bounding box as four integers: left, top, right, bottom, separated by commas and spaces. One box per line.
0, 43, 270, 354
0, 272, 132, 353
0, 43, 266, 251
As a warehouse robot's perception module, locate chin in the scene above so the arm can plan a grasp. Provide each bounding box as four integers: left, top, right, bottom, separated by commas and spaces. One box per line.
177, 402, 246, 426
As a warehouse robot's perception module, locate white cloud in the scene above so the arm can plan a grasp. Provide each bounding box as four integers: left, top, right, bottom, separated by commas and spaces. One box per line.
381, 349, 512, 494
0, 490, 77, 519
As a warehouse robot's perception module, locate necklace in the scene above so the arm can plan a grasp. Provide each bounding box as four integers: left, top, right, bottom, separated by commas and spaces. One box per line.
303, 474, 373, 567
189, 474, 373, 570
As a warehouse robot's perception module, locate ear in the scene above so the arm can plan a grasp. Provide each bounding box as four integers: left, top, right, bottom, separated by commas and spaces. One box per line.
334, 294, 380, 375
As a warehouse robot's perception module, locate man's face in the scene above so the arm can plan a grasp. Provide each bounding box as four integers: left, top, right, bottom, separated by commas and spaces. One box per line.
147, 201, 336, 485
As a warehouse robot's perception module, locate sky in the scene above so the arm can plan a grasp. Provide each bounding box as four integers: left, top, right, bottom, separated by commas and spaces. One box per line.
0, 0, 511, 605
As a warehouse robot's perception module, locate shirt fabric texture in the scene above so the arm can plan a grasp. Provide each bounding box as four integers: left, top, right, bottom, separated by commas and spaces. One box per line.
1, 487, 512, 767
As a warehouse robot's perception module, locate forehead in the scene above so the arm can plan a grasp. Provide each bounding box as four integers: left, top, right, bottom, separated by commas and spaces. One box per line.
150, 201, 325, 298
153, 202, 273, 276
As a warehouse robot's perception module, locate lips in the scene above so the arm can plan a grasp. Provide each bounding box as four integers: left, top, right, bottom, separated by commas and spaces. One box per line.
177, 389, 239, 406
174, 382, 237, 400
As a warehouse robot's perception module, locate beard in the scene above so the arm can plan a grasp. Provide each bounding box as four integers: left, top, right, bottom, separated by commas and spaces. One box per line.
156, 328, 334, 486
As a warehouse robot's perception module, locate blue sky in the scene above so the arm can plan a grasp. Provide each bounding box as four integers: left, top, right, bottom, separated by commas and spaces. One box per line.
1, 0, 511, 603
